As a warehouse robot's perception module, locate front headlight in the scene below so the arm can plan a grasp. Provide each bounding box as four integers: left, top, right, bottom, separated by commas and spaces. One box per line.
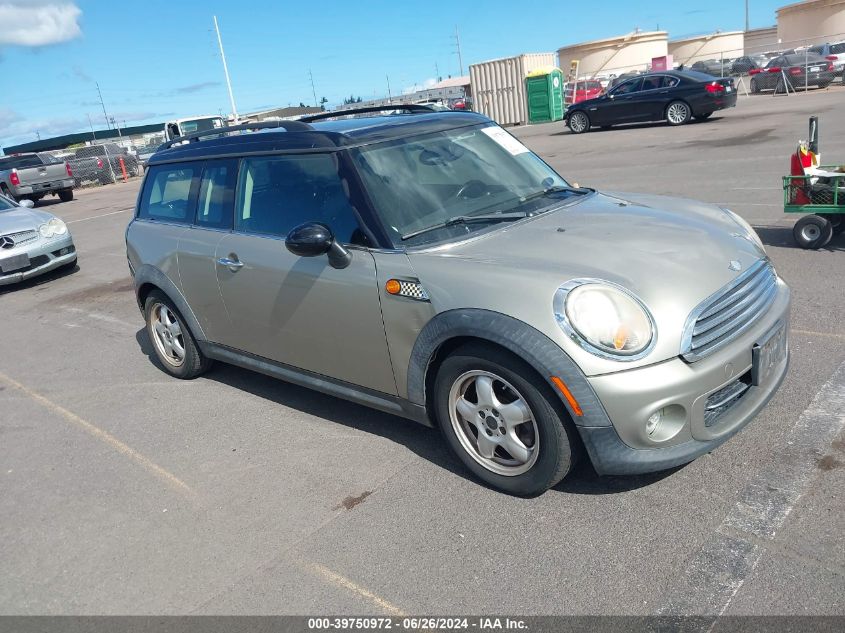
721, 207, 765, 252
38, 218, 68, 239
553, 281, 656, 360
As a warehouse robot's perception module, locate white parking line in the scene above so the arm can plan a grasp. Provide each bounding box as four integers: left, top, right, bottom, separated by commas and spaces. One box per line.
656, 359, 845, 618
67, 208, 133, 224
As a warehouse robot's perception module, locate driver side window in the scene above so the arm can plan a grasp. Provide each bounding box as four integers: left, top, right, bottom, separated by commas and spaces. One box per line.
612, 78, 643, 95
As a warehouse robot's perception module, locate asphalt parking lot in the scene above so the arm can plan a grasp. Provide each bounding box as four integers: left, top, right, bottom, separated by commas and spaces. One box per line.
2, 88, 844, 618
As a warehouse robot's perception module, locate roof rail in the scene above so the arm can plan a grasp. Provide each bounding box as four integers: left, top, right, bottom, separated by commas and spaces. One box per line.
300, 104, 436, 123
157, 120, 313, 151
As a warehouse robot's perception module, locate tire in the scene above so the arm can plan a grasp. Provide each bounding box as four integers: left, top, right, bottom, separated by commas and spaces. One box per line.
750, 78, 760, 93
818, 82, 831, 89
58, 189, 73, 202
433, 343, 577, 496
793, 215, 833, 249
693, 112, 713, 121
568, 110, 591, 134
666, 101, 691, 126
829, 214, 845, 235
144, 290, 212, 379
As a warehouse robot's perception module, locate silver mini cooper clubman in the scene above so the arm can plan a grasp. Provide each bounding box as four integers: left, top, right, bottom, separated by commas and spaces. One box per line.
125, 108, 789, 495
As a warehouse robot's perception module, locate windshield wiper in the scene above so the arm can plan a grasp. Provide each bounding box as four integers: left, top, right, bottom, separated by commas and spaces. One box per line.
519, 185, 582, 204
400, 211, 528, 241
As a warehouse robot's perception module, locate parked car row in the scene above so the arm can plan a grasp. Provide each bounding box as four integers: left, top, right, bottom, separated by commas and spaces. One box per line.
749, 53, 837, 93
64, 143, 141, 187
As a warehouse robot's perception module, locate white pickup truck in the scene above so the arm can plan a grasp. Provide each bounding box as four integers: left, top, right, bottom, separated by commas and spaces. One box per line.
0, 153, 76, 204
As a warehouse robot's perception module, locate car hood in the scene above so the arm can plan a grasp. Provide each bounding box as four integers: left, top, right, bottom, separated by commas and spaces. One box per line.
406, 191, 768, 376
0, 207, 53, 233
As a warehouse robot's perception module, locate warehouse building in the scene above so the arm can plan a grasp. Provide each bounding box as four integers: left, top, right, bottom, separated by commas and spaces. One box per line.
668, 31, 745, 66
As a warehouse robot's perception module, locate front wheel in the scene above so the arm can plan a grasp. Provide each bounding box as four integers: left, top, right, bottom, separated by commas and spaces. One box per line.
144, 291, 212, 379
793, 214, 833, 249
568, 111, 591, 134
666, 101, 691, 126
434, 344, 577, 496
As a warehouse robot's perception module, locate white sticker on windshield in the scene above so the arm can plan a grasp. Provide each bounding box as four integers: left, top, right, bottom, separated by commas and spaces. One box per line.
481, 126, 530, 155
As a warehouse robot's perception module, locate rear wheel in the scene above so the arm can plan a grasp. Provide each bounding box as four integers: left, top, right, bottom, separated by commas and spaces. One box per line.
750, 78, 760, 93
818, 82, 831, 89
568, 111, 591, 134
434, 344, 577, 496
666, 101, 691, 126
144, 291, 212, 379
829, 214, 845, 235
793, 215, 833, 249
58, 189, 73, 202
694, 112, 713, 121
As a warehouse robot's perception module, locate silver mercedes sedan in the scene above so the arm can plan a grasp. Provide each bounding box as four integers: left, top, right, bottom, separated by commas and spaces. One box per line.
0, 193, 77, 286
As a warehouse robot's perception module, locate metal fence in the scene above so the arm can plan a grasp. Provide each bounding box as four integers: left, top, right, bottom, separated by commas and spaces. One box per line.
45, 142, 145, 189
565, 32, 845, 99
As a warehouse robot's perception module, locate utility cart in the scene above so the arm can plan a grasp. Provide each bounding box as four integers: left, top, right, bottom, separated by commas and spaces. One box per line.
783, 116, 845, 249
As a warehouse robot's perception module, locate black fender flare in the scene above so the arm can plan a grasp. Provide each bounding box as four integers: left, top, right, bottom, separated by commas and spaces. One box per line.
406, 309, 612, 428
132, 264, 207, 342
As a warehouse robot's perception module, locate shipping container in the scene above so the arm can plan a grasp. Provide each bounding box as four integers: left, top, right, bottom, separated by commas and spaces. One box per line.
470, 53, 556, 126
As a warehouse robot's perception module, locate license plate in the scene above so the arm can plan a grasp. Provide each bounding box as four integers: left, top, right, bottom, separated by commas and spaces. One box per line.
0, 253, 30, 273
752, 322, 787, 386
810, 66, 821, 72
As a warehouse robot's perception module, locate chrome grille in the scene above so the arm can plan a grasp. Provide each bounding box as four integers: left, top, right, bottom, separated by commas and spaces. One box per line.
682, 260, 778, 362
0, 229, 38, 249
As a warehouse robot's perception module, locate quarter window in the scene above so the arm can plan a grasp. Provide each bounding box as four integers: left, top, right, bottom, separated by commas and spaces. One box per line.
235, 154, 363, 243
138, 164, 199, 223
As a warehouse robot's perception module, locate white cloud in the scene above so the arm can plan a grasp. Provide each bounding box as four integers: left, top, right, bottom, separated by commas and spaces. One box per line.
402, 77, 438, 95
0, 1, 82, 47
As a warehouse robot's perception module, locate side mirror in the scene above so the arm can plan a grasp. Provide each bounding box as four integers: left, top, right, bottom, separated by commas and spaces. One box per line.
19, 199, 35, 209
285, 222, 352, 269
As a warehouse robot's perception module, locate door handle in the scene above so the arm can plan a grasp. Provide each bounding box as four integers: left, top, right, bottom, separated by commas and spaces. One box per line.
216, 256, 244, 270
659, 90, 669, 94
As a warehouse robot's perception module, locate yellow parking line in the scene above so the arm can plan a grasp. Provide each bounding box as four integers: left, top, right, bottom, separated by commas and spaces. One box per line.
307, 562, 406, 616
0, 371, 195, 498
792, 329, 845, 341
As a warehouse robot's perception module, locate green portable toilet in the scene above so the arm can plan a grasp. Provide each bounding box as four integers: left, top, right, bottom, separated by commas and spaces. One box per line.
526, 68, 564, 124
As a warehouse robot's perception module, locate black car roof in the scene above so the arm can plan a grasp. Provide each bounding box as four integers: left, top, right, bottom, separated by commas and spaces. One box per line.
148, 111, 489, 165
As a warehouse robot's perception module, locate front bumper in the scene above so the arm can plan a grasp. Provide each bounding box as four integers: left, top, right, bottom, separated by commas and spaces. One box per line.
0, 233, 76, 286
577, 279, 790, 475
13, 178, 75, 197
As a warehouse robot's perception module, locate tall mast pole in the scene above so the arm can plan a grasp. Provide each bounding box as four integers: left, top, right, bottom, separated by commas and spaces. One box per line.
213, 15, 239, 121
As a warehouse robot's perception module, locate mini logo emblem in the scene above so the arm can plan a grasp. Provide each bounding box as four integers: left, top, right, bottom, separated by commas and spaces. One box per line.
729, 260, 742, 271
0, 236, 15, 249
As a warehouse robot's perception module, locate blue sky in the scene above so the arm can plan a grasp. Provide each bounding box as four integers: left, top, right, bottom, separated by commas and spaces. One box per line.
2, 0, 784, 149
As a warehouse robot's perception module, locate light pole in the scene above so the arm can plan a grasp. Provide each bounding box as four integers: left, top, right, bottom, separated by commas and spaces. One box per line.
213, 15, 239, 122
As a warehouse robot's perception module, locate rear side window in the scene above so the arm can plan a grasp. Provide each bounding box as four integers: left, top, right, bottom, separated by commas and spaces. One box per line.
641, 76, 661, 91
831, 43, 845, 54
195, 160, 236, 229
139, 164, 199, 223
235, 154, 362, 243
661, 76, 680, 88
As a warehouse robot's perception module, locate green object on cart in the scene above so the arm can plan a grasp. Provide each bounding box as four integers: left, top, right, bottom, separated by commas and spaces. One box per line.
526, 68, 565, 124
782, 169, 845, 213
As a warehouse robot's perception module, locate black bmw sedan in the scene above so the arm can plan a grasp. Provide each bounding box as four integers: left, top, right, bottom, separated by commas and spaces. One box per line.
565, 70, 737, 134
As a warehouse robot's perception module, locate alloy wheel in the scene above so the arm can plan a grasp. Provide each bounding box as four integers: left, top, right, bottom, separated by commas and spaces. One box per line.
150, 303, 186, 367
667, 102, 689, 124
448, 370, 539, 476
569, 112, 588, 133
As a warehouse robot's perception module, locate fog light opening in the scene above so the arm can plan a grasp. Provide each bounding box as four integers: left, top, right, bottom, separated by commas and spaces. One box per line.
644, 405, 686, 443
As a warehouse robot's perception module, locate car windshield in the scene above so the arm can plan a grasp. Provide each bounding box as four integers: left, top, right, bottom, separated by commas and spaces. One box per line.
0, 195, 16, 211
352, 124, 576, 245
